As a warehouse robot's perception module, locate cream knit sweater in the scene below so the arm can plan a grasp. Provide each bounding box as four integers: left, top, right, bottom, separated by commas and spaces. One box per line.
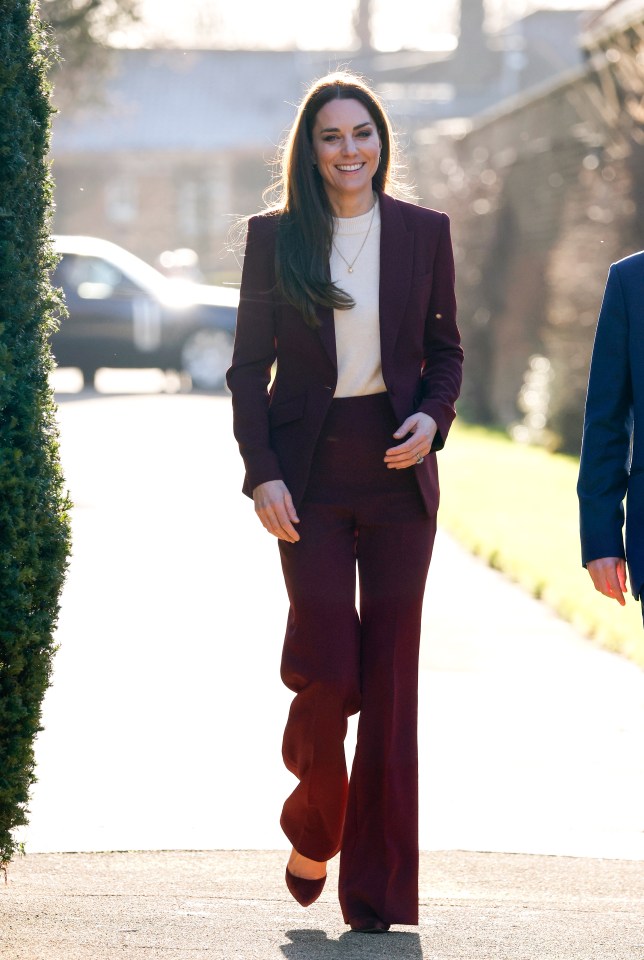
330, 199, 386, 398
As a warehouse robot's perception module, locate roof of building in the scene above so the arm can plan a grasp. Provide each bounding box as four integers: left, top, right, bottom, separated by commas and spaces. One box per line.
50, 10, 595, 156
581, 0, 644, 44
51, 47, 457, 155
52, 49, 310, 154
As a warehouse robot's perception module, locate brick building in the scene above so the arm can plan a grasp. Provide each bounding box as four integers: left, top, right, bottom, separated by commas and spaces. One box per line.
51, 50, 306, 282
423, 0, 644, 452
50, 5, 588, 283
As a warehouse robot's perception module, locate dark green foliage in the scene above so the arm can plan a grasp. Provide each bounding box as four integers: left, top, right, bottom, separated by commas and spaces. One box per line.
0, 1, 71, 864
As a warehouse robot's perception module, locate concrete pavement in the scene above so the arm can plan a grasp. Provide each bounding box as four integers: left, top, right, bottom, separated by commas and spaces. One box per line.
3, 381, 644, 958
3, 849, 644, 959
17, 387, 644, 858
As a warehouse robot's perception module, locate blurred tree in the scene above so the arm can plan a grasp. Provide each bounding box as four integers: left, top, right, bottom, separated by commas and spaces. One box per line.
42, 0, 139, 67
191, 4, 223, 43
41, 0, 140, 102
353, 0, 373, 51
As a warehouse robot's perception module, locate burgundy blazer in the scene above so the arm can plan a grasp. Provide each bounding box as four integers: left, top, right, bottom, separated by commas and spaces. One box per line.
226, 190, 463, 516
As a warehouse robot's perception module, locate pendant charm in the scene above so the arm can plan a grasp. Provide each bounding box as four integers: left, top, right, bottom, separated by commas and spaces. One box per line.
332, 199, 377, 276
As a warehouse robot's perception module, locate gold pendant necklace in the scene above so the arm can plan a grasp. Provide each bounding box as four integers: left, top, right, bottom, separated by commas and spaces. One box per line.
333, 201, 377, 274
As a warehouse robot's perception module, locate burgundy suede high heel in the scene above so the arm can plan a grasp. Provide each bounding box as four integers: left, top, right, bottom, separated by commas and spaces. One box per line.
285, 866, 326, 907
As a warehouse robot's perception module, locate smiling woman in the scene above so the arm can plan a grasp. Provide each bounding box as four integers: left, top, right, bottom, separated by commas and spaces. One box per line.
312, 101, 381, 217
226, 71, 463, 933
271, 75, 404, 328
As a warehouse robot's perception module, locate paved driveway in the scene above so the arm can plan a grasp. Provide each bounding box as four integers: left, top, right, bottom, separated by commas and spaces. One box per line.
16, 388, 644, 859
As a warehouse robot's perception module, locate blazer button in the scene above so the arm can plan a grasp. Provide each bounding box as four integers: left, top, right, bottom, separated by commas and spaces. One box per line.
324, 384, 333, 391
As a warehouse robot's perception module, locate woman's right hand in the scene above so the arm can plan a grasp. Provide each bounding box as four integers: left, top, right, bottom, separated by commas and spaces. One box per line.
253, 480, 301, 542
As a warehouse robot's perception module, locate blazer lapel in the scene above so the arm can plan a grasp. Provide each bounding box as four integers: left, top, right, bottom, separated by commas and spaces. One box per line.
378, 192, 414, 385
315, 303, 337, 372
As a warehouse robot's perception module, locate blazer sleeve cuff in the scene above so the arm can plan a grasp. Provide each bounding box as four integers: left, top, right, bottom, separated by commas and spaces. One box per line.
242, 448, 285, 493
581, 538, 626, 568
417, 399, 456, 452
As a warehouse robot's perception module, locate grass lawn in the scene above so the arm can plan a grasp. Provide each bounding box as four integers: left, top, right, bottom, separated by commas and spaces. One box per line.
437, 422, 644, 666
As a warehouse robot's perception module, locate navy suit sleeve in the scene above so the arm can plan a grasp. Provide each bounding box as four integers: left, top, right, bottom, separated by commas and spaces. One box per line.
577, 263, 633, 565
226, 216, 284, 492
417, 212, 463, 450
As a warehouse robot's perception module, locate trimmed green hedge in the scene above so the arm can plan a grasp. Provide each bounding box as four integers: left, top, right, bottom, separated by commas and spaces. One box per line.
0, 2, 71, 864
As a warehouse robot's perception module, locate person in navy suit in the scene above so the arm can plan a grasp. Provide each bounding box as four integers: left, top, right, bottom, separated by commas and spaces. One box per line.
227, 72, 463, 932
578, 251, 644, 608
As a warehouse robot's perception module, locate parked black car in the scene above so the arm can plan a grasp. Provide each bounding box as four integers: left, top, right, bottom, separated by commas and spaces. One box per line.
51, 236, 239, 390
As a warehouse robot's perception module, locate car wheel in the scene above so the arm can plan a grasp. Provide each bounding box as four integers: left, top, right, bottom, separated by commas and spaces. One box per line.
181, 328, 234, 391
80, 368, 97, 390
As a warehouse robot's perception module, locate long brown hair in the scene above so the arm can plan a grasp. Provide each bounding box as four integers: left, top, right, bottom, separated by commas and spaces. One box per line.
269, 71, 402, 328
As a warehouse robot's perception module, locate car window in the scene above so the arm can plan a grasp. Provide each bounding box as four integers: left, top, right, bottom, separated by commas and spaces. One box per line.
55, 254, 141, 300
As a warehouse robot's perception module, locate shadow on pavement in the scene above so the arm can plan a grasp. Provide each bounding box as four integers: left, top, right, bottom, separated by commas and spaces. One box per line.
280, 928, 423, 958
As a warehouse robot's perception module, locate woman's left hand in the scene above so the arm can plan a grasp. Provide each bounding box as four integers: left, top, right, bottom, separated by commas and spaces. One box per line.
384, 412, 438, 469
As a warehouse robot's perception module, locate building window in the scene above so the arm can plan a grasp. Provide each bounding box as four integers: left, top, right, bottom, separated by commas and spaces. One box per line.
209, 157, 231, 221
105, 177, 138, 225
178, 179, 200, 238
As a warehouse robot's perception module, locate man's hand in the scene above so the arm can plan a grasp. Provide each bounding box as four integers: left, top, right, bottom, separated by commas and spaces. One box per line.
586, 557, 627, 605
252, 479, 300, 543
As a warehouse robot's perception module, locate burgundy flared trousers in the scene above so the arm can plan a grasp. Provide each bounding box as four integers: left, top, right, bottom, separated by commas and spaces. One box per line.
278, 393, 436, 927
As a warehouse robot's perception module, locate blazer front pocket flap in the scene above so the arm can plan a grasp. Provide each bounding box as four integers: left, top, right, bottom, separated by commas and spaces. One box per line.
269, 393, 306, 427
